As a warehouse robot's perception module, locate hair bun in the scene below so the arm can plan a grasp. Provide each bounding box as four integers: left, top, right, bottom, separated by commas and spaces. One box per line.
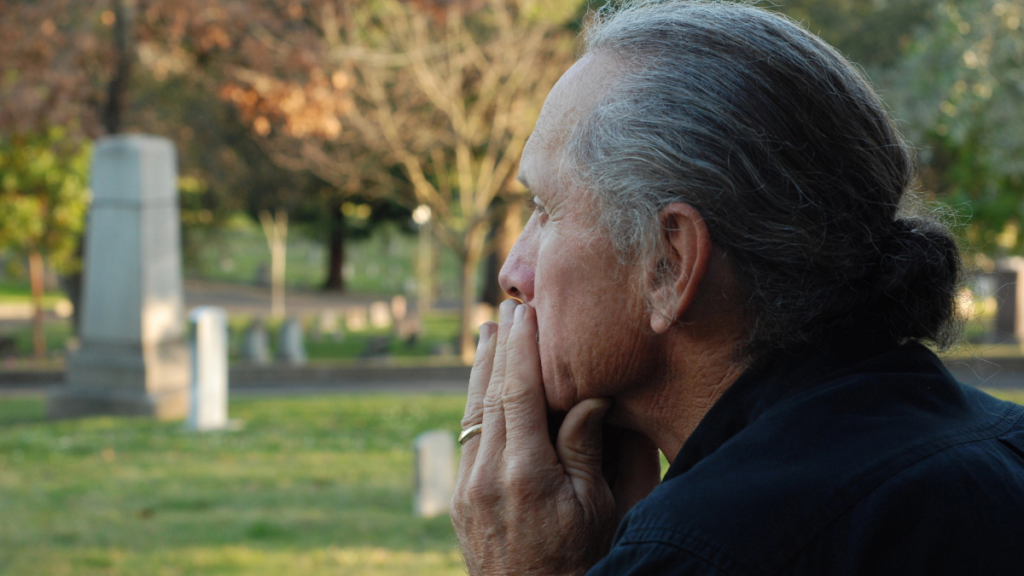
874, 218, 961, 342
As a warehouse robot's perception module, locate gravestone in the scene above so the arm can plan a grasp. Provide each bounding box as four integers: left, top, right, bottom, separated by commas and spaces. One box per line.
370, 301, 392, 329
413, 430, 456, 518
242, 320, 271, 364
346, 306, 368, 332
50, 135, 189, 420
391, 295, 407, 323
992, 257, 1024, 344
396, 309, 422, 344
474, 302, 496, 327
278, 317, 308, 366
315, 309, 341, 343
188, 307, 228, 431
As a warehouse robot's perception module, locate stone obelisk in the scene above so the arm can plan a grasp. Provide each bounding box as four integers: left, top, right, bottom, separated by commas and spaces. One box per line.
49, 135, 189, 419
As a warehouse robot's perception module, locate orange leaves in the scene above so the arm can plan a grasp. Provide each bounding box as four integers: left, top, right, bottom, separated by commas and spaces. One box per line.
218, 68, 354, 141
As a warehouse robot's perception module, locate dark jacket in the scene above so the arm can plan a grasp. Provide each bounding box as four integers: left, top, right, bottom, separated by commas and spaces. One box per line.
588, 339, 1024, 575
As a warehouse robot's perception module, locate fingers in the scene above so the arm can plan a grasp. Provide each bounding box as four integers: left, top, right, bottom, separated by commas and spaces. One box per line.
462, 321, 497, 429
500, 304, 555, 466
458, 321, 497, 479
555, 397, 613, 506
476, 300, 519, 461
484, 299, 518, 407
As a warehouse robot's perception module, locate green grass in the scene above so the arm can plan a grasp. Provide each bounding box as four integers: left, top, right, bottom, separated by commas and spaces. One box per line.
227, 311, 463, 361
184, 221, 471, 298
0, 320, 74, 359
0, 279, 67, 308
1, 389, 1023, 574
0, 394, 468, 576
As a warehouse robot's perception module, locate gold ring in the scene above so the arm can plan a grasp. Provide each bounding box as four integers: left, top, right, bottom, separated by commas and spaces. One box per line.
458, 424, 483, 445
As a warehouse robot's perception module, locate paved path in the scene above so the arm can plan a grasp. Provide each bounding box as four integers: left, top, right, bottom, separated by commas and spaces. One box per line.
0, 364, 473, 397
4, 356, 1024, 399
183, 280, 461, 315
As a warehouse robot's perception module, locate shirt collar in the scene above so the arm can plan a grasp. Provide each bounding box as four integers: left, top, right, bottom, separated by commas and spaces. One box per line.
664, 330, 903, 482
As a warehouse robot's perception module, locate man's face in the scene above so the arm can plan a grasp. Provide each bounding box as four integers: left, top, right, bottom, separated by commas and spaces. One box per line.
499, 54, 658, 412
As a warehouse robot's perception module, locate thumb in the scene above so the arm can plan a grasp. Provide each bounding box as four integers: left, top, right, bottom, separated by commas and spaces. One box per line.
556, 398, 613, 499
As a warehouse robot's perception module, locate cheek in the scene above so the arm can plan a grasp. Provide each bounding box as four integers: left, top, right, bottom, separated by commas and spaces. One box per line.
531, 246, 590, 409
534, 269, 646, 411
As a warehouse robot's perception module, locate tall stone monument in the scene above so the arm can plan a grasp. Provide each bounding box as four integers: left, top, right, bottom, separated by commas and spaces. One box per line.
49, 136, 189, 420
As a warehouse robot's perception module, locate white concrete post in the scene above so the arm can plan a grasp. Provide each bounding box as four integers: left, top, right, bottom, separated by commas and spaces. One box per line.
188, 307, 229, 431
413, 430, 456, 518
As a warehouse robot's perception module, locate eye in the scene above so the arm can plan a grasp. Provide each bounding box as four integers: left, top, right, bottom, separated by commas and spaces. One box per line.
528, 196, 548, 223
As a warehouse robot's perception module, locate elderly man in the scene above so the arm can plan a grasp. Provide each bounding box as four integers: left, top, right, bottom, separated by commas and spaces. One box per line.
451, 1, 1024, 575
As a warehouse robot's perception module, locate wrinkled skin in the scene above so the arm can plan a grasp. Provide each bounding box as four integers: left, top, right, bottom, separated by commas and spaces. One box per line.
452, 53, 663, 576
451, 302, 659, 576
451, 52, 741, 576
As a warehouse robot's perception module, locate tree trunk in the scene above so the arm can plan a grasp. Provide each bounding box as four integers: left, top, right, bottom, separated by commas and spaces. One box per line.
323, 200, 346, 292
459, 224, 488, 364
28, 250, 46, 360
103, 0, 135, 134
416, 219, 434, 314
259, 210, 288, 319
482, 198, 525, 306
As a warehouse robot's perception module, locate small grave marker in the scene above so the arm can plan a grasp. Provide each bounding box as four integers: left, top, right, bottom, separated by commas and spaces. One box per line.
188, 307, 228, 431
391, 295, 408, 323
278, 317, 308, 366
346, 306, 368, 332
413, 430, 456, 518
316, 309, 341, 342
243, 320, 271, 365
370, 301, 392, 329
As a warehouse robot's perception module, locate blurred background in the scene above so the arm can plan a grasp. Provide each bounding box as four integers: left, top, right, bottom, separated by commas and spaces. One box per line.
0, 0, 1023, 574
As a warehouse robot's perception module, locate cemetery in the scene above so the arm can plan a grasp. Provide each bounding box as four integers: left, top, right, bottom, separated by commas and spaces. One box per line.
2, 0, 1024, 573
0, 133, 482, 574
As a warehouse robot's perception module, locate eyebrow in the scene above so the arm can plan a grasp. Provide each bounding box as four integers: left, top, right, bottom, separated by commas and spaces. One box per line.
517, 173, 530, 190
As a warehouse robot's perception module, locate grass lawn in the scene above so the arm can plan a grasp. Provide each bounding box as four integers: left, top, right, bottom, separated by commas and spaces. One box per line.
0, 394, 467, 576
2, 389, 1023, 575
0, 280, 67, 308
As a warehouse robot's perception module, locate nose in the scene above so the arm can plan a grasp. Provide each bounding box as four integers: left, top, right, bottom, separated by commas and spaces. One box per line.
499, 221, 536, 303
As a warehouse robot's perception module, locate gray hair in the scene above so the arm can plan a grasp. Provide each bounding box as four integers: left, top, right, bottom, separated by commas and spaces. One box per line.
569, 0, 963, 360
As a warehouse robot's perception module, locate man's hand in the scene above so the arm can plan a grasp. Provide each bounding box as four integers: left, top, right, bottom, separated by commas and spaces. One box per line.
451, 300, 660, 576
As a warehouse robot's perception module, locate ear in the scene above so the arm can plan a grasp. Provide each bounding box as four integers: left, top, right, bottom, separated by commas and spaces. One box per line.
649, 203, 712, 334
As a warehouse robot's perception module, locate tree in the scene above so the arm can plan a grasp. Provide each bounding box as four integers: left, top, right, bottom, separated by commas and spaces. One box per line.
344, 0, 574, 361
1, 0, 379, 307
0, 128, 90, 358
883, 0, 1024, 253
225, 0, 576, 361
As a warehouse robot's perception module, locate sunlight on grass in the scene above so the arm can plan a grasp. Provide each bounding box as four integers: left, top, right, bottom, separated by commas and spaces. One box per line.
5, 545, 465, 576
0, 394, 467, 576
2, 389, 1022, 575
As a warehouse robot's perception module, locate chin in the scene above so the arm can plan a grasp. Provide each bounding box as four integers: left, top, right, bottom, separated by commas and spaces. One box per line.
538, 350, 572, 412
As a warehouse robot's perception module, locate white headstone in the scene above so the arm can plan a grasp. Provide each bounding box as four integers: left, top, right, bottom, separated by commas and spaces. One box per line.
370, 301, 392, 329
243, 320, 271, 365
346, 306, 368, 332
391, 295, 407, 322
279, 317, 307, 366
188, 307, 228, 431
396, 309, 422, 342
474, 303, 496, 327
51, 135, 189, 420
316, 309, 341, 342
413, 430, 456, 518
